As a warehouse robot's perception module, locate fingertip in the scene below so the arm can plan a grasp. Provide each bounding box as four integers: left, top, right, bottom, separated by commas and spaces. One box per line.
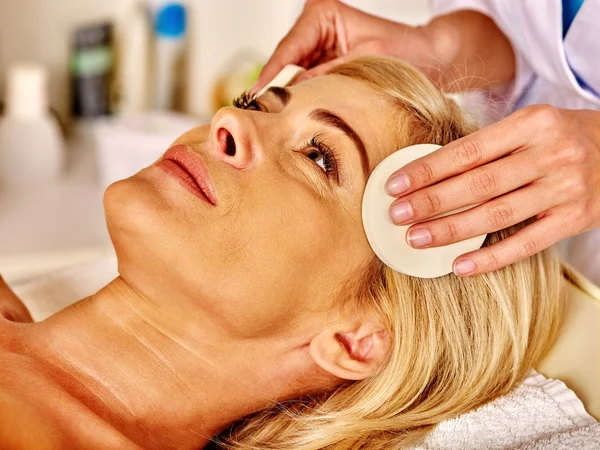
250, 73, 269, 97
453, 258, 476, 276
251, 65, 272, 89
386, 172, 411, 196
248, 84, 260, 98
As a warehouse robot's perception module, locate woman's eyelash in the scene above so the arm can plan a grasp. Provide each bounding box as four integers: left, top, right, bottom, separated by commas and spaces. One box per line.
304, 134, 339, 181
232, 91, 260, 110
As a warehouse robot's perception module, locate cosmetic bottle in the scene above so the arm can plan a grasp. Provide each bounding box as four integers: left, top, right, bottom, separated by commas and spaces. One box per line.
71, 23, 114, 118
150, 1, 187, 110
114, 0, 151, 114
0, 63, 64, 187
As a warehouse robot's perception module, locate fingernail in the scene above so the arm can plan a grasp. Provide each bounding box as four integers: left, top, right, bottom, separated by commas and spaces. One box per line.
390, 201, 414, 224
386, 172, 411, 196
453, 259, 475, 276
406, 228, 432, 248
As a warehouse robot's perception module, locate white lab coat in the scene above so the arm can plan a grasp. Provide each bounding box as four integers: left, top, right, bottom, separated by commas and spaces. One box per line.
432, 0, 600, 284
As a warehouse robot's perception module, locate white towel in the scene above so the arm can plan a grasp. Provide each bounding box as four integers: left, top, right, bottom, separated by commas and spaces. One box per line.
12, 259, 600, 448
13, 255, 118, 321
413, 371, 599, 449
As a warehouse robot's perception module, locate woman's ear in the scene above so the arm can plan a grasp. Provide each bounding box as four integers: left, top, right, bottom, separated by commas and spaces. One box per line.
309, 317, 390, 381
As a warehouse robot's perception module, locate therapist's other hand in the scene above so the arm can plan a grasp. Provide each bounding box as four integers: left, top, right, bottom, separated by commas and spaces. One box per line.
251, 0, 436, 95
386, 105, 600, 276
0, 275, 33, 323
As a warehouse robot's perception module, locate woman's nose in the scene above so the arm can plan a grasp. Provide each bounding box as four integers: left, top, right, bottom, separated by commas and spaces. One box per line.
208, 107, 257, 170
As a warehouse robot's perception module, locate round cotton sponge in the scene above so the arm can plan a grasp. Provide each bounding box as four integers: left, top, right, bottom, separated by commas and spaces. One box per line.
362, 144, 487, 278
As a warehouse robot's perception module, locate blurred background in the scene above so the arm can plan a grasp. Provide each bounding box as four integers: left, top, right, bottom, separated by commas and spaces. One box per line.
0, 0, 431, 283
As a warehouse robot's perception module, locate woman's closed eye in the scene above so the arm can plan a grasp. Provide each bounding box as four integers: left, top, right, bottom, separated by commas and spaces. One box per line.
233, 92, 264, 111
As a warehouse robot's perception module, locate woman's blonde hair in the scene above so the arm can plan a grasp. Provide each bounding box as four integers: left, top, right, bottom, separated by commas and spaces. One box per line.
213, 56, 564, 449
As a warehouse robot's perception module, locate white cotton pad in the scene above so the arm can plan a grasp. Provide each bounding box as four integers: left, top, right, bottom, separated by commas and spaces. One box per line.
256, 64, 306, 97
362, 144, 487, 278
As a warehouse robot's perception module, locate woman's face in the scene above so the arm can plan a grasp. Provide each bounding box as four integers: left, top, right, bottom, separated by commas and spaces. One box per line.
104, 75, 401, 338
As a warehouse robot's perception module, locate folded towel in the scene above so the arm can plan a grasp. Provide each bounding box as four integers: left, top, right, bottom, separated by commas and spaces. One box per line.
413, 371, 599, 449
12, 258, 600, 448
13, 255, 118, 321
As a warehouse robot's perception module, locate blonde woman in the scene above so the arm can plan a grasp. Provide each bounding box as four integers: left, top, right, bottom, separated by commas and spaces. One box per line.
0, 57, 595, 449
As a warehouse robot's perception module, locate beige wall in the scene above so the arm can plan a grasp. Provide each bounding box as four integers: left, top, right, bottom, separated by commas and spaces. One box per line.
0, 0, 431, 123
185, 0, 431, 117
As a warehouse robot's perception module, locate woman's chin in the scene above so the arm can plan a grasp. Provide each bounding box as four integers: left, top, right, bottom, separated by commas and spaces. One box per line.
103, 170, 217, 267
103, 173, 183, 249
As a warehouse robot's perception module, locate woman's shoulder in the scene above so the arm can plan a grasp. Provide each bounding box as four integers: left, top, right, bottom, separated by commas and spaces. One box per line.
0, 348, 64, 449
0, 349, 140, 450
0, 383, 62, 449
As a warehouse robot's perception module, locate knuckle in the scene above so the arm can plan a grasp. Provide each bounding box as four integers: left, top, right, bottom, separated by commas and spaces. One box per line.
520, 237, 538, 258
452, 138, 484, 170
543, 144, 566, 168
567, 170, 589, 196
423, 191, 442, 215
486, 202, 514, 229
487, 250, 502, 272
443, 221, 459, 241
559, 140, 586, 165
470, 171, 499, 198
413, 161, 436, 186
528, 104, 561, 131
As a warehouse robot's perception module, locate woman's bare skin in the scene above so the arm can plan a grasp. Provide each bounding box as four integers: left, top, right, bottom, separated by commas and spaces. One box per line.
0, 75, 396, 449
0, 278, 336, 449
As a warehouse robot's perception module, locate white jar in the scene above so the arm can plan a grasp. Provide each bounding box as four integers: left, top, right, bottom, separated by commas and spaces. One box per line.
0, 63, 64, 187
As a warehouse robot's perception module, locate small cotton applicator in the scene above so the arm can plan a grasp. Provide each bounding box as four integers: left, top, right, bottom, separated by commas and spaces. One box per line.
255, 64, 305, 98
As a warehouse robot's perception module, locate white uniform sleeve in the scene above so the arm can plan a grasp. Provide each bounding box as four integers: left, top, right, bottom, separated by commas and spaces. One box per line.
429, 0, 536, 108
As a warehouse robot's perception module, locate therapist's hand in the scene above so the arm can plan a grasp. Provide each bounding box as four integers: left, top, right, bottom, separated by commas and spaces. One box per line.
251, 0, 437, 95
0, 275, 33, 323
386, 105, 600, 276
252, 1, 515, 95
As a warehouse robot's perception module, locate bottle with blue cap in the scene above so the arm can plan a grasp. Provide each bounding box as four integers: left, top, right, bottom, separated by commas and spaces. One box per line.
150, 0, 187, 110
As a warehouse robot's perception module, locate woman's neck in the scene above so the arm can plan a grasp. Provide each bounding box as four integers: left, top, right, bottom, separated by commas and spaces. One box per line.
18, 277, 323, 449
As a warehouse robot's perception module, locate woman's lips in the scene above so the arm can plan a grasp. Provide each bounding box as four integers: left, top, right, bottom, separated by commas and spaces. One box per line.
156, 145, 217, 205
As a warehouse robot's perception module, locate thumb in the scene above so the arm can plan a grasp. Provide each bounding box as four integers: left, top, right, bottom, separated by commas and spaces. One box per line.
251, 0, 336, 95
252, 60, 292, 97
250, 18, 319, 95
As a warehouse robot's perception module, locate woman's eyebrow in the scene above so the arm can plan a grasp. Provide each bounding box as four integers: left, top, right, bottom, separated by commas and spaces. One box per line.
309, 108, 369, 178
266, 87, 369, 176
265, 86, 291, 105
